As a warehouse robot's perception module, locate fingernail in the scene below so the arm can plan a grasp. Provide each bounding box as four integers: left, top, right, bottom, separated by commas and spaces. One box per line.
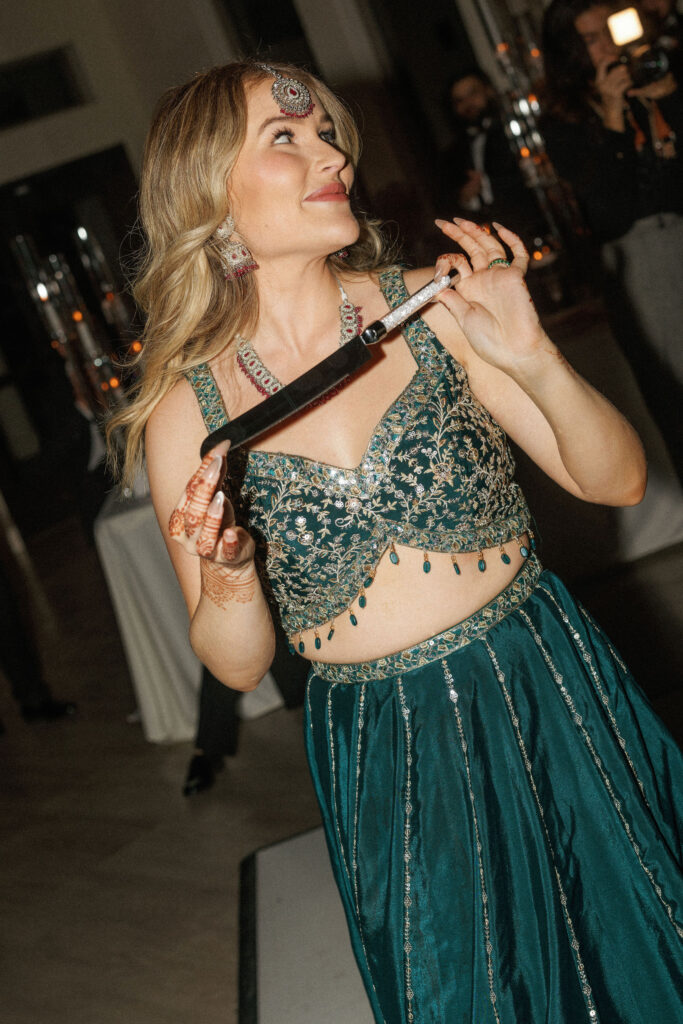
492, 221, 504, 231
205, 456, 221, 481
208, 491, 224, 513
433, 260, 448, 281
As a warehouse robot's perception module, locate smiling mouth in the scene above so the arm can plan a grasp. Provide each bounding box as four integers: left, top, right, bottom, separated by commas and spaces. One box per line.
305, 183, 349, 201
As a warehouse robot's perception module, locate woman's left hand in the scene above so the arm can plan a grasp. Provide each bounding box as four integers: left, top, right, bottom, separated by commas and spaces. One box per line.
434, 218, 547, 377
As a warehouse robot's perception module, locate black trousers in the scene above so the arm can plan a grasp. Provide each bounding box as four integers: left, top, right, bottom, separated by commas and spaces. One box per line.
195, 619, 309, 759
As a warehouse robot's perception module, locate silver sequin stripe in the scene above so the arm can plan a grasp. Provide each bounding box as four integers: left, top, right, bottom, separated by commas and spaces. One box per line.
484, 640, 600, 1022
442, 660, 502, 1023
325, 683, 387, 1023
397, 679, 416, 1024
518, 608, 683, 941
379, 275, 452, 334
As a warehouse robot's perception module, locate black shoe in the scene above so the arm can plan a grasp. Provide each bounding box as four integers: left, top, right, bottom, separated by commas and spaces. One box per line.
182, 753, 223, 796
21, 699, 78, 722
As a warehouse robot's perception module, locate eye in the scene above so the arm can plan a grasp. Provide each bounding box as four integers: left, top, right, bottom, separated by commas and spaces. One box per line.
320, 128, 337, 145
272, 128, 295, 144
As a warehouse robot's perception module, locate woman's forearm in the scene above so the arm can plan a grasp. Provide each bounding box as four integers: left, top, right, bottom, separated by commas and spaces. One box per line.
189, 561, 276, 691
510, 336, 647, 506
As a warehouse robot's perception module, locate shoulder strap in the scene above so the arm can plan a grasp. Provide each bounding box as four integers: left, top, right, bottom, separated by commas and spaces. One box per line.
377, 266, 441, 365
184, 363, 229, 432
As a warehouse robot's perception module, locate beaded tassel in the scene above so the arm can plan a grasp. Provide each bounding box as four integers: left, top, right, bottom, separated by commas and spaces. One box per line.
451, 553, 461, 575
298, 633, 305, 654
423, 551, 431, 573
519, 537, 530, 558
327, 620, 336, 642
314, 628, 321, 651
477, 550, 487, 572
358, 585, 367, 609
389, 542, 400, 565
350, 610, 358, 626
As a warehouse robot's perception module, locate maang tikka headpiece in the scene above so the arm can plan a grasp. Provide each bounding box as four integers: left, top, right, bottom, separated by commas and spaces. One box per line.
256, 63, 314, 119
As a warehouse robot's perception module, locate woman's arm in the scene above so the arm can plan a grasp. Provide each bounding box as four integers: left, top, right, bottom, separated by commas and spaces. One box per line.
146, 380, 275, 690
410, 219, 647, 506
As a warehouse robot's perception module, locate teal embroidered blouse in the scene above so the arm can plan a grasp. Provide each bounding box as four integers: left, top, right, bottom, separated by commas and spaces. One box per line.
185, 266, 532, 640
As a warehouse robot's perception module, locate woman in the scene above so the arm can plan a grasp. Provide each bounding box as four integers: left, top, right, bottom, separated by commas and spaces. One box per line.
111, 61, 683, 1022
541, 0, 683, 479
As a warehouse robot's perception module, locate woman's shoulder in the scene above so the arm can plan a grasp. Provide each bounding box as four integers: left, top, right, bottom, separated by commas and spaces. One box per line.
146, 375, 207, 464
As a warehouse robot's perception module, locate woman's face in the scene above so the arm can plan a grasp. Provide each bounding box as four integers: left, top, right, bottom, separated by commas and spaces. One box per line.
575, 6, 621, 69
228, 78, 359, 263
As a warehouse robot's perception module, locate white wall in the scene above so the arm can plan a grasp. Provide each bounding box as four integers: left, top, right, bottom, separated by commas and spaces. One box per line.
0, 0, 238, 186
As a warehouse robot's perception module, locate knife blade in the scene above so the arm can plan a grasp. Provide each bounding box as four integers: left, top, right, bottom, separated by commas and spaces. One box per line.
199, 273, 453, 457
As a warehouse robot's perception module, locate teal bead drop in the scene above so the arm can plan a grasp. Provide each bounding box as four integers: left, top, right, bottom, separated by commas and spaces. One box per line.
359, 594, 367, 608
478, 557, 486, 572
501, 552, 511, 565
327, 627, 335, 641
288, 643, 296, 656
531, 536, 537, 551
520, 545, 530, 558
298, 640, 305, 653
364, 577, 374, 589
389, 550, 399, 565
350, 613, 358, 626
315, 636, 321, 651
423, 559, 431, 574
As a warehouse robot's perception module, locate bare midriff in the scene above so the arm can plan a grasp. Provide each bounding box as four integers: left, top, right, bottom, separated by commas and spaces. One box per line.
294, 532, 531, 664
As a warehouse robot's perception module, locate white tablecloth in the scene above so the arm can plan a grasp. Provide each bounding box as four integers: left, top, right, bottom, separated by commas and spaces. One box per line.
95, 491, 201, 742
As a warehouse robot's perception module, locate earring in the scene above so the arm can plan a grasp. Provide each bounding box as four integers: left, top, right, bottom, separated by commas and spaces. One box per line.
215, 215, 258, 279
332, 248, 349, 259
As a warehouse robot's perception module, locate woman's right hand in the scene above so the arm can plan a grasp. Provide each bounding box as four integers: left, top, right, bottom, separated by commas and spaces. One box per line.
167, 444, 255, 571
595, 57, 631, 115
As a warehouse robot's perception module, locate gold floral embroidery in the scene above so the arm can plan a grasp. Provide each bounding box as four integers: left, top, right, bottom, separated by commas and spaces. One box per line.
186, 267, 532, 636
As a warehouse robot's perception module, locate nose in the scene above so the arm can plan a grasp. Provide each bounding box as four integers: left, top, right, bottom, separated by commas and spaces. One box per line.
315, 135, 348, 174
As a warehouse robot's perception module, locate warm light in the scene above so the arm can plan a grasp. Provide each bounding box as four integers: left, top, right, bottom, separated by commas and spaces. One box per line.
496, 42, 509, 52
105, 291, 114, 301
72, 310, 83, 322
530, 47, 541, 58
542, 245, 551, 254
50, 340, 60, 350
100, 381, 109, 391
520, 146, 530, 157
131, 340, 142, 353
533, 250, 543, 261
109, 377, 120, 388
36, 283, 49, 301
607, 8, 643, 46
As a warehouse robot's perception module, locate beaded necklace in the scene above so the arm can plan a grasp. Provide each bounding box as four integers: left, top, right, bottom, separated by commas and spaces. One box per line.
236, 280, 362, 406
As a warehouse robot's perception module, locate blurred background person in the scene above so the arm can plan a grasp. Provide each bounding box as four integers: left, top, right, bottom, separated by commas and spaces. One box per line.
435, 66, 546, 245
541, 0, 683, 479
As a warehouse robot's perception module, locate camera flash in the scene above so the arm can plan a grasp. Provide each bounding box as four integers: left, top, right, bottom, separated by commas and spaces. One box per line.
607, 7, 644, 46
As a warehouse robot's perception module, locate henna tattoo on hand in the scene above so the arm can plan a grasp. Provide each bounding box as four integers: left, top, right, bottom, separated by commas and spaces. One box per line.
200, 560, 256, 608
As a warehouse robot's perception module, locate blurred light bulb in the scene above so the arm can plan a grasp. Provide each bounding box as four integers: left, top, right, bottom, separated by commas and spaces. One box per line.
608, 7, 643, 46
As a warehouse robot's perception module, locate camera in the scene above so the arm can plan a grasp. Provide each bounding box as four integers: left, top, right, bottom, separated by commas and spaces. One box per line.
607, 7, 671, 88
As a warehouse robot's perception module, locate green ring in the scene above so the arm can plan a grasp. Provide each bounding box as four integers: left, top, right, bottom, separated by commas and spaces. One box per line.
487, 258, 511, 269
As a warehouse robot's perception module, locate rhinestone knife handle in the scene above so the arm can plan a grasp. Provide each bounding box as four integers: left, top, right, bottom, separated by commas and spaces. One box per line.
379, 273, 452, 334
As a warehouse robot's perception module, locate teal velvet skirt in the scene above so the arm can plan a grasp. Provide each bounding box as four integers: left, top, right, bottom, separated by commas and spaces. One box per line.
304, 556, 683, 1023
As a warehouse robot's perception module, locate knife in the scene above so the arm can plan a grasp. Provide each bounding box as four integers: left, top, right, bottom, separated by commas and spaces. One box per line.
200, 273, 453, 457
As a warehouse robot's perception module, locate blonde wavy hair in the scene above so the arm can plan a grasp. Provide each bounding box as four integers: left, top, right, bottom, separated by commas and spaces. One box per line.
108, 60, 395, 488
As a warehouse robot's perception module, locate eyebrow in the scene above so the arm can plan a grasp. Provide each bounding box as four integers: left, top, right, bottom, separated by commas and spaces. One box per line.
257, 113, 334, 135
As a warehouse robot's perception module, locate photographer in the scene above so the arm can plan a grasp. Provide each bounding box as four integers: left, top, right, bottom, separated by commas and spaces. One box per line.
542, 0, 683, 478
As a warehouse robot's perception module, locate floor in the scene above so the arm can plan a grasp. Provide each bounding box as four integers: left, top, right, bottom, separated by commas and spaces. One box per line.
1, 514, 681, 1024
